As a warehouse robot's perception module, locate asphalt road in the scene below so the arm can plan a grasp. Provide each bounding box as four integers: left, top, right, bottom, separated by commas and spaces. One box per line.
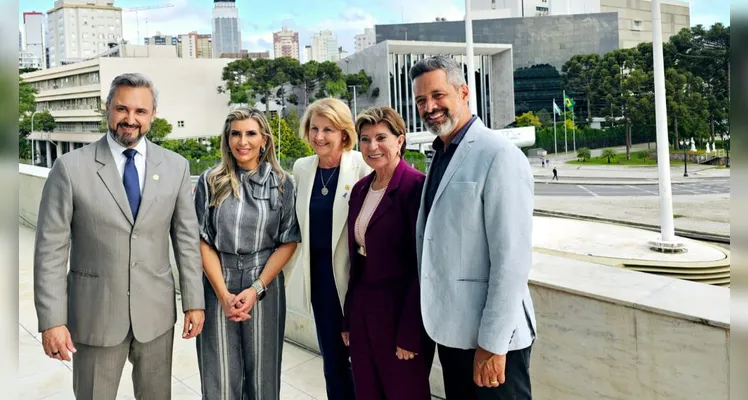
535, 179, 730, 197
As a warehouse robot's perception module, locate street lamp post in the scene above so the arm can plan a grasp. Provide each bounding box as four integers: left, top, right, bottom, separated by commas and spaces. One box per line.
679, 139, 688, 177
723, 133, 730, 168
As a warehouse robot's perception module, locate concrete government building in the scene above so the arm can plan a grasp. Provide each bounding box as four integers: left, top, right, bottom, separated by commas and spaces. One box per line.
22, 57, 233, 167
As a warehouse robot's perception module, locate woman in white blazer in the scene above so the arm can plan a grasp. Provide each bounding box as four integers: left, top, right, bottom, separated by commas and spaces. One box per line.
287, 98, 371, 400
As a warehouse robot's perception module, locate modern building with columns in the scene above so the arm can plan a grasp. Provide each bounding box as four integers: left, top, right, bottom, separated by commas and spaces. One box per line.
21, 57, 233, 167
330, 40, 515, 153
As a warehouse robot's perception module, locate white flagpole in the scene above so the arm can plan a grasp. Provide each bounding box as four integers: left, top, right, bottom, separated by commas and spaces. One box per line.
553, 99, 557, 154
465, 0, 478, 115
563, 91, 568, 154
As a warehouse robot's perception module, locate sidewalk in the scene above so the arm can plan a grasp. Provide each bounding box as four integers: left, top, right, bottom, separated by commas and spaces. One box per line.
532, 164, 729, 185
18, 226, 329, 400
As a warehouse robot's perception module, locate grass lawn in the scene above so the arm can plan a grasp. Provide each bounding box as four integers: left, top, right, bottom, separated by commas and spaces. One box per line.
567, 156, 657, 166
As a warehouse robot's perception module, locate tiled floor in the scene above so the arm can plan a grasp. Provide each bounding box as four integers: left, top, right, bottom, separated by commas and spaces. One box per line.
18, 226, 327, 400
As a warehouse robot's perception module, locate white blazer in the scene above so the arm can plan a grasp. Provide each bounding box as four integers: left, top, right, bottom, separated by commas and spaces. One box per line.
285, 150, 372, 312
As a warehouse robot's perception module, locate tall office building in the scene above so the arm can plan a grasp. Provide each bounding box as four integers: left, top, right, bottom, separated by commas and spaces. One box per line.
23, 12, 46, 70
212, 0, 241, 58
46, 0, 123, 67
273, 26, 299, 60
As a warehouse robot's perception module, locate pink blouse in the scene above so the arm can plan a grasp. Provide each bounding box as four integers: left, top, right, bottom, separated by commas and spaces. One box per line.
354, 185, 386, 250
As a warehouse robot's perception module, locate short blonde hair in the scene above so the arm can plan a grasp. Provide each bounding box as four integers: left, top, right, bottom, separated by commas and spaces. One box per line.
300, 98, 357, 152
355, 106, 408, 156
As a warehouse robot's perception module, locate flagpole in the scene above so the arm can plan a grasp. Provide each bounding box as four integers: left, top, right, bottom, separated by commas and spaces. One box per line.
553, 98, 557, 154
563, 90, 568, 154
572, 108, 576, 153
465, 0, 478, 115
649, 0, 682, 251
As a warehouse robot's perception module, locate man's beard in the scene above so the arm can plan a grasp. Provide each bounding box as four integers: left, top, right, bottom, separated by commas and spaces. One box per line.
423, 108, 457, 137
109, 122, 147, 148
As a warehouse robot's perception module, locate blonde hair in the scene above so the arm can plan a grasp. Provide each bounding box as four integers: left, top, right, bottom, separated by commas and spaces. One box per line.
207, 107, 286, 207
355, 106, 408, 156
299, 97, 357, 151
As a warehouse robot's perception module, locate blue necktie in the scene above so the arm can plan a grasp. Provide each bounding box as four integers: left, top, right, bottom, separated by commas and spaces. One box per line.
122, 149, 141, 219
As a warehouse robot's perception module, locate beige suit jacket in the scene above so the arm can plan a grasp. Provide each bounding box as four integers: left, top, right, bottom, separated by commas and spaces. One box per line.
33, 136, 205, 347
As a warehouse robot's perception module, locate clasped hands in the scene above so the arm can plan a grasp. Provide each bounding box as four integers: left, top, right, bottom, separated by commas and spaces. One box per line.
220, 288, 258, 322
340, 332, 417, 360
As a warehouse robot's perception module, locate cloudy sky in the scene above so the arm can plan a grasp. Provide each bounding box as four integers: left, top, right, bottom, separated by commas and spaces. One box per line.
19, 0, 731, 55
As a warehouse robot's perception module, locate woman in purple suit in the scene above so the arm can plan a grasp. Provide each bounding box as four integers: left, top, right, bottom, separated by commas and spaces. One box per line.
342, 106, 435, 400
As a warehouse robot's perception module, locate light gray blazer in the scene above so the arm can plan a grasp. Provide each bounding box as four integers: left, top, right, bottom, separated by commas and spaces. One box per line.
34, 136, 205, 347
416, 118, 537, 355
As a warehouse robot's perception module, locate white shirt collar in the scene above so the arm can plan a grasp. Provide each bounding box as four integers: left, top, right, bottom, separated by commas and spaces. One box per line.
106, 131, 148, 159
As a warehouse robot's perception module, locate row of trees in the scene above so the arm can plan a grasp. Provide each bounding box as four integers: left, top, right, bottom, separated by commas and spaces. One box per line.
560, 23, 729, 158
218, 57, 374, 116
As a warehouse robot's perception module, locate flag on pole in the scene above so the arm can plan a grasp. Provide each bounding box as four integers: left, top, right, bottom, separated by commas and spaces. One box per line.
563, 93, 575, 111
553, 100, 562, 115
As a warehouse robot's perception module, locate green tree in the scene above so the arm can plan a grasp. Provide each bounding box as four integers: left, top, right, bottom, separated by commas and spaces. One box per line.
19, 77, 37, 114
516, 111, 542, 130
147, 117, 173, 143
269, 115, 312, 164
601, 148, 616, 164
562, 53, 600, 123
19, 111, 56, 159
576, 147, 591, 161
535, 109, 553, 127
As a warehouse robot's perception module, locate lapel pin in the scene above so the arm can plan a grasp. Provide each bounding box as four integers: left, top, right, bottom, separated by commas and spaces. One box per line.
343, 192, 348, 198
153, 174, 160, 181
345, 184, 350, 190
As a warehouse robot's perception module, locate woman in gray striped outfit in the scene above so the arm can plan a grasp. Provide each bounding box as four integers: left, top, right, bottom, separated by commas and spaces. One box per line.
193, 107, 301, 399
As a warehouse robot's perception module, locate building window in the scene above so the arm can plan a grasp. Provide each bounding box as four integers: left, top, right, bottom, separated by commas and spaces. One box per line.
177, 121, 185, 128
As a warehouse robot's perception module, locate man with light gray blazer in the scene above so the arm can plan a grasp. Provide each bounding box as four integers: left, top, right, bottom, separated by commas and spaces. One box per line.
34, 73, 205, 399
411, 56, 536, 399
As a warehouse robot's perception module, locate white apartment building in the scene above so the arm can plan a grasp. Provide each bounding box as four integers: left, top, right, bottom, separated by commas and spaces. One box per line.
212, 0, 241, 58
303, 45, 312, 63
309, 30, 339, 62
22, 12, 47, 70
21, 58, 233, 167
45, 0, 123, 68
355, 28, 376, 53
273, 26, 300, 60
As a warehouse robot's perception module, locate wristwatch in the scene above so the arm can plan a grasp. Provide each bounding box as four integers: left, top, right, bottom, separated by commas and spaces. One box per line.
252, 280, 266, 301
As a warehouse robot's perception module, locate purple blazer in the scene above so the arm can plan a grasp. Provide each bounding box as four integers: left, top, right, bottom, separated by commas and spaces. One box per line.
342, 158, 427, 353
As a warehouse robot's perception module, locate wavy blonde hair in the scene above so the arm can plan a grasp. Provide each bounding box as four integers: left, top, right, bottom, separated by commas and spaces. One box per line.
299, 97, 357, 151
207, 107, 286, 207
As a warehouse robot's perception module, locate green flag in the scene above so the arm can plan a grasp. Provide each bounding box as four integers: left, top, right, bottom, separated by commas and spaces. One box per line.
563, 94, 575, 111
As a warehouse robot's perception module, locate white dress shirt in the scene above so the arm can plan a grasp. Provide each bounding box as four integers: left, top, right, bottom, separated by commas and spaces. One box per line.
107, 132, 147, 194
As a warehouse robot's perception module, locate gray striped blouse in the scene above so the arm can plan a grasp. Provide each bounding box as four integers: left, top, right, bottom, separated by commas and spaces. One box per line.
194, 162, 301, 270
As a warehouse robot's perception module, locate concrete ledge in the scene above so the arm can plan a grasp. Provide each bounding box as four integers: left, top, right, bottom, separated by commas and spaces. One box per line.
19, 164, 729, 399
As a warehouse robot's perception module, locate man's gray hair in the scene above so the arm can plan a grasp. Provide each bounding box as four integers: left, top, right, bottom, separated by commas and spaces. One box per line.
408, 55, 467, 89
106, 73, 158, 110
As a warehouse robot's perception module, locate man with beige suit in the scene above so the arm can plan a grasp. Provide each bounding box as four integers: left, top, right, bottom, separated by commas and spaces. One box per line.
34, 73, 205, 399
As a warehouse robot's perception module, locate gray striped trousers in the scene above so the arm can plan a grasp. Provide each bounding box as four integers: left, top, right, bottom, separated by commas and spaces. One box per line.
196, 267, 286, 400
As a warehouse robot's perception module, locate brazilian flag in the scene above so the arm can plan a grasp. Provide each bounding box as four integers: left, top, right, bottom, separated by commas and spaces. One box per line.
563, 94, 575, 111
